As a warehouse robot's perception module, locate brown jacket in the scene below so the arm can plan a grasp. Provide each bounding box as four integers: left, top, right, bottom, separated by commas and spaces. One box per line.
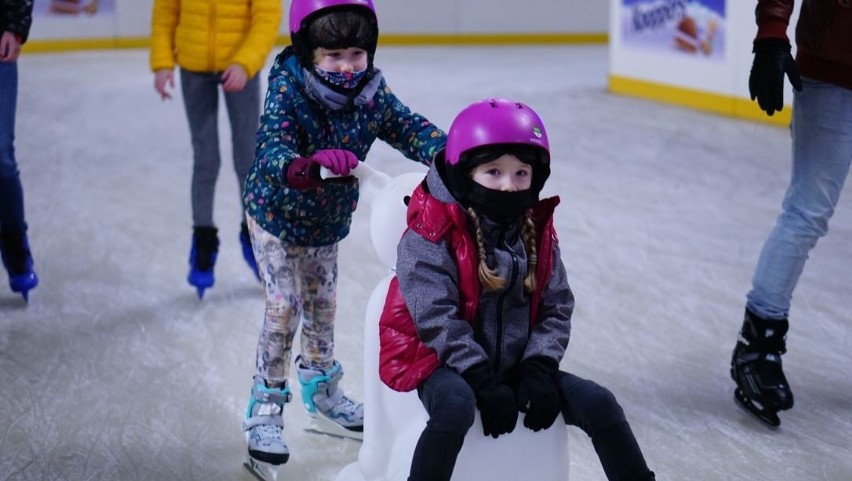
756, 0, 852, 89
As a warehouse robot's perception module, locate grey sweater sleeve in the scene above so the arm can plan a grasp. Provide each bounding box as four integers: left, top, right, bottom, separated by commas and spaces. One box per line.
395, 229, 489, 373
523, 242, 573, 363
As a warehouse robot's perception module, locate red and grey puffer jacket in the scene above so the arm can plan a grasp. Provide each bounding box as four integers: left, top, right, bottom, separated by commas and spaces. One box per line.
756, 0, 852, 89
378, 182, 560, 392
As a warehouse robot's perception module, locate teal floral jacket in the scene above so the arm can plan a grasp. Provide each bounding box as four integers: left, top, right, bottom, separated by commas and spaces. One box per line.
244, 47, 447, 246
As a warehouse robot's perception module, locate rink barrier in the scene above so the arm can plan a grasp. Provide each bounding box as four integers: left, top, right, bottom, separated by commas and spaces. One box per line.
22, 32, 606, 55
609, 74, 792, 128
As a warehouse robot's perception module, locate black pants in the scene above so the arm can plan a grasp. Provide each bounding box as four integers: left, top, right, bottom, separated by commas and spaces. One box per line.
408, 367, 654, 481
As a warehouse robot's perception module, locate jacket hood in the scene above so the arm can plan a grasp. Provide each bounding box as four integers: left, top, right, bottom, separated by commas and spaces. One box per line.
424, 157, 460, 206
270, 46, 307, 84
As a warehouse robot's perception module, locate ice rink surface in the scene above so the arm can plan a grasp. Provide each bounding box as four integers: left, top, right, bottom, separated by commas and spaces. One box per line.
1, 45, 850, 481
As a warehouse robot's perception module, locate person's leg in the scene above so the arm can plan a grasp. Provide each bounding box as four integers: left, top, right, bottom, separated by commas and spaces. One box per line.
746, 77, 852, 320
224, 74, 262, 278
0, 60, 38, 299
249, 215, 303, 384
409, 367, 476, 481
297, 243, 339, 370
734, 78, 852, 425
243, 216, 301, 464
180, 69, 222, 228
223, 73, 260, 200
557, 371, 654, 481
294, 243, 363, 438
0, 61, 25, 233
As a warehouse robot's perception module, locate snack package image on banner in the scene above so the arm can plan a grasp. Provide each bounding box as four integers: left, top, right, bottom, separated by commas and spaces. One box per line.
620, 0, 725, 60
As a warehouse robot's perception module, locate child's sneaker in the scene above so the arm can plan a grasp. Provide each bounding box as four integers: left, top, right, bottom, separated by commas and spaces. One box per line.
295, 356, 364, 440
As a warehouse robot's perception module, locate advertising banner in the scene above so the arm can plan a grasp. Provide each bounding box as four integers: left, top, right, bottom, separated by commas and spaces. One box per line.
33, 0, 115, 17
620, 0, 725, 60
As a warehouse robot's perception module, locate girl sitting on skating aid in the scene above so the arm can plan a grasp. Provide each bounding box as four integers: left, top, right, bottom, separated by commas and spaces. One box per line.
379, 98, 656, 481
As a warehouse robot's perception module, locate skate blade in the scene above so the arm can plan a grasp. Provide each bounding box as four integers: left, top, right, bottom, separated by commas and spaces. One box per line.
734, 388, 781, 428
305, 414, 363, 441
244, 457, 280, 481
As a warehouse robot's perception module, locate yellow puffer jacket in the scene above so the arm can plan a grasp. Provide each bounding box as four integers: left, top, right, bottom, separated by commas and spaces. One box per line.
150, 0, 282, 78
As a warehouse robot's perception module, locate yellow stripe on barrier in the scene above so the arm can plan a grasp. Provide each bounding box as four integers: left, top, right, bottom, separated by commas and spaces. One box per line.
608, 74, 791, 127
23, 32, 607, 55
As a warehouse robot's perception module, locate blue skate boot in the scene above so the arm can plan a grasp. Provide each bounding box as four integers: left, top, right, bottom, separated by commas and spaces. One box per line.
242, 376, 291, 480
296, 355, 364, 440
0, 229, 39, 302
240, 222, 261, 282
187, 226, 218, 299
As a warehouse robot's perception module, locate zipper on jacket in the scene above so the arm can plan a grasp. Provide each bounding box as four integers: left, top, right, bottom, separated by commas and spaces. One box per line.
493, 234, 520, 373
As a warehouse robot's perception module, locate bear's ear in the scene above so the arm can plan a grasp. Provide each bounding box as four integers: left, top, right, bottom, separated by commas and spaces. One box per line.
370, 172, 427, 267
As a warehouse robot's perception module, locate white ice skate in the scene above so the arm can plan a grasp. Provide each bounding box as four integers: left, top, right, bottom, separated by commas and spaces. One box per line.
296, 356, 364, 440
242, 376, 292, 480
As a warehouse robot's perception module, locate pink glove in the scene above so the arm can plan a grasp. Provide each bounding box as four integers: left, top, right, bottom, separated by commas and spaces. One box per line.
312, 149, 359, 177
287, 156, 322, 190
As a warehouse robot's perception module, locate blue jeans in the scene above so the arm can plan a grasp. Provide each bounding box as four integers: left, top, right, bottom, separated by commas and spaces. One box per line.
746, 77, 852, 320
0, 60, 27, 233
409, 367, 652, 481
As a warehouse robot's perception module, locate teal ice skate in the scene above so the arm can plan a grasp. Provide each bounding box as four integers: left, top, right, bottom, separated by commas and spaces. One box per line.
296, 356, 364, 440
242, 376, 291, 480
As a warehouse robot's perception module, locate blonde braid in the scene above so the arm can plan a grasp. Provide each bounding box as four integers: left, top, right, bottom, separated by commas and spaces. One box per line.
467, 207, 505, 291
521, 211, 538, 293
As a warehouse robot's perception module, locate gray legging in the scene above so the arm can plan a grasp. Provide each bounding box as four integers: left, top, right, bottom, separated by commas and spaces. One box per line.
180, 68, 260, 227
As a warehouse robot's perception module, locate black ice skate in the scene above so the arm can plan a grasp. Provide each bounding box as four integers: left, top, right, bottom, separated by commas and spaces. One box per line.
187, 226, 219, 299
730, 309, 794, 427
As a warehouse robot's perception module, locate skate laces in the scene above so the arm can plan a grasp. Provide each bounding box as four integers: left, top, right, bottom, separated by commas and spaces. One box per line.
250, 402, 284, 443
255, 423, 283, 444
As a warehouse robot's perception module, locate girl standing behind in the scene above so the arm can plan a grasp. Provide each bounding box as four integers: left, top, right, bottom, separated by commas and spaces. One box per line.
241, 0, 446, 472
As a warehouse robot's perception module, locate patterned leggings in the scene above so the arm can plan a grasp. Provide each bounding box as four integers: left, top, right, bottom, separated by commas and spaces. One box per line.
246, 216, 339, 385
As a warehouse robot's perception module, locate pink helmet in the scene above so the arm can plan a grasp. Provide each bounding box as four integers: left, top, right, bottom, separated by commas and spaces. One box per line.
289, 0, 376, 34
445, 98, 550, 166
442, 98, 551, 202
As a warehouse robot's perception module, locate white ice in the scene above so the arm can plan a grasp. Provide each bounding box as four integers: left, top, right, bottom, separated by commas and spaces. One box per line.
0, 45, 850, 481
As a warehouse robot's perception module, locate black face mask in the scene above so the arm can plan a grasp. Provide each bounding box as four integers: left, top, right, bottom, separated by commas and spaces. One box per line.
466, 183, 536, 224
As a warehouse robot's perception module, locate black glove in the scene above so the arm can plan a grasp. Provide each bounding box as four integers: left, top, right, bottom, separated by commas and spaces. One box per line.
516, 357, 562, 432
462, 364, 518, 438
749, 38, 803, 117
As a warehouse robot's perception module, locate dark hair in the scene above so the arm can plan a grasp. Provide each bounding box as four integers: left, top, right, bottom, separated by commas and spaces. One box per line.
292, 7, 378, 69
308, 8, 378, 53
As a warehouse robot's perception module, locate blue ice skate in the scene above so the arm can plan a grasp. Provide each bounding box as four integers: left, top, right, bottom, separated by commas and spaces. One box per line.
187, 226, 219, 299
1, 230, 39, 302
240, 223, 261, 282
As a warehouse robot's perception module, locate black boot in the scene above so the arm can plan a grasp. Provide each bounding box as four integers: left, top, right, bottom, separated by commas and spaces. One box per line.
187, 226, 219, 298
0, 228, 39, 301
730, 308, 794, 427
